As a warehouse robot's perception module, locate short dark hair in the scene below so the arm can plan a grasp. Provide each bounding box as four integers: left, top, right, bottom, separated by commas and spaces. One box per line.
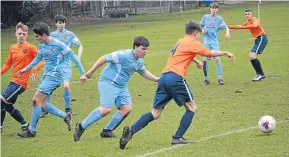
210, 2, 219, 8
133, 36, 149, 49
54, 14, 67, 23
245, 9, 252, 12
185, 21, 201, 35
33, 22, 50, 36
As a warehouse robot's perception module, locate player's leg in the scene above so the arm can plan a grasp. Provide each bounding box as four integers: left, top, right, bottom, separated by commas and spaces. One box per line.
250, 35, 268, 81
171, 76, 196, 144
63, 80, 74, 114
0, 82, 28, 131
215, 57, 224, 85
202, 43, 211, 85
17, 90, 47, 138
39, 94, 51, 118
203, 57, 210, 85
120, 73, 171, 149
74, 81, 119, 142
101, 87, 132, 138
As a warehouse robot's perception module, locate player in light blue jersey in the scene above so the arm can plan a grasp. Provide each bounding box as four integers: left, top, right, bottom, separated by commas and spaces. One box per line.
40, 15, 84, 118
200, 2, 230, 85
17, 22, 87, 138
73, 36, 159, 141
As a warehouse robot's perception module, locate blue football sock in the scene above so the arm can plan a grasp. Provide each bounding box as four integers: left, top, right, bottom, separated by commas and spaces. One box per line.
64, 90, 71, 109
29, 105, 42, 133
81, 108, 103, 129
174, 110, 194, 138
104, 111, 124, 131
216, 62, 223, 80
44, 103, 66, 119
131, 112, 154, 134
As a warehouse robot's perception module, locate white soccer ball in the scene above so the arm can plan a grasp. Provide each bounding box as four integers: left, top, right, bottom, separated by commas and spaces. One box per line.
258, 115, 276, 133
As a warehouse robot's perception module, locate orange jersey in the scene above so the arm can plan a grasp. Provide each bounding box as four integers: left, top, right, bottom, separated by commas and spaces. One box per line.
228, 17, 265, 38
162, 36, 211, 77
1, 43, 38, 89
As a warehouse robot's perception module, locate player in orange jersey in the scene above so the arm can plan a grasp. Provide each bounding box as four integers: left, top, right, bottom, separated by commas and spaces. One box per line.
1, 23, 39, 133
119, 21, 235, 149
228, 9, 268, 81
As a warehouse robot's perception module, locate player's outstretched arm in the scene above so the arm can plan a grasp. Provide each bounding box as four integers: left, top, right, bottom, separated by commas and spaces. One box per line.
85, 55, 107, 79
211, 50, 235, 64
19, 53, 43, 77
70, 51, 85, 76
141, 71, 159, 82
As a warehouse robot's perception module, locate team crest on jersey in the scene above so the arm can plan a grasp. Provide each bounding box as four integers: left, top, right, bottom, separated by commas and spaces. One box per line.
51, 47, 55, 52
64, 35, 68, 39
23, 49, 28, 54
44, 52, 50, 58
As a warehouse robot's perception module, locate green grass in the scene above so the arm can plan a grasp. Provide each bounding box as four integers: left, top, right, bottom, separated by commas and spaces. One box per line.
1, 2, 289, 157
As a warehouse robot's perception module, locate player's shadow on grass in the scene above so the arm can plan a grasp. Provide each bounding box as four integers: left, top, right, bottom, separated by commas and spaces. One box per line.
255, 133, 276, 137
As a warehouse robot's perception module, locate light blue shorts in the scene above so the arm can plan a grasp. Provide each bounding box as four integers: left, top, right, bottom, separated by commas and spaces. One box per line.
203, 43, 220, 60
62, 64, 72, 81
38, 75, 62, 95
98, 81, 131, 109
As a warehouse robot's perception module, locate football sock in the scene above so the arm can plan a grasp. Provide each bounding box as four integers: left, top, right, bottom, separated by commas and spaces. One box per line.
44, 103, 66, 119
1, 100, 6, 127
216, 62, 223, 80
104, 111, 130, 131
5, 102, 27, 125
29, 105, 42, 133
64, 90, 71, 109
251, 58, 264, 75
131, 112, 154, 134
203, 61, 209, 80
174, 110, 194, 138
81, 108, 103, 129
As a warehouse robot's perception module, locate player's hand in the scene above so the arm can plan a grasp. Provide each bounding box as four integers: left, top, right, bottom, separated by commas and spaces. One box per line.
196, 61, 203, 69
226, 52, 235, 64
31, 72, 39, 81
225, 33, 230, 41
80, 75, 87, 83
85, 72, 93, 79
18, 69, 26, 78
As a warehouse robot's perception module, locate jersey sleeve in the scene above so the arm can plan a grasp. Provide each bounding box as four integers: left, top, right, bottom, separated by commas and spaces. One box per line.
23, 51, 44, 72
105, 51, 128, 64
200, 15, 207, 28
218, 17, 227, 30
136, 60, 146, 75
1, 47, 13, 75
71, 32, 81, 47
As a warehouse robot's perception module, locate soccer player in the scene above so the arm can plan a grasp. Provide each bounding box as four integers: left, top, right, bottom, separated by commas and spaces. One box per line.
17, 22, 87, 138
200, 2, 230, 85
73, 36, 159, 141
119, 21, 235, 149
228, 9, 268, 81
1, 23, 39, 132
39, 14, 84, 118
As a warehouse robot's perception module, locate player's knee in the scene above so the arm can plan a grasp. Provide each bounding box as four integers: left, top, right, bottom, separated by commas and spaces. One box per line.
119, 105, 132, 114
185, 101, 197, 112
248, 54, 257, 60
215, 57, 221, 63
63, 85, 70, 91
151, 108, 162, 120
99, 107, 112, 116
5, 104, 14, 113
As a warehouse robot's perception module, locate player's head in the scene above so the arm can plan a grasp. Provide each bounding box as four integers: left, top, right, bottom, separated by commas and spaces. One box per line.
185, 21, 202, 39
33, 22, 50, 43
245, 9, 253, 20
133, 36, 149, 58
210, 2, 219, 15
54, 14, 66, 31
15, 22, 28, 44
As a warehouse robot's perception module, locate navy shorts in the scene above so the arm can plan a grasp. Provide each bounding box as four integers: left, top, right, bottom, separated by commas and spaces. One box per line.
153, 72, 193, 109
1, 82, 25, 104
251, 34, 268, 54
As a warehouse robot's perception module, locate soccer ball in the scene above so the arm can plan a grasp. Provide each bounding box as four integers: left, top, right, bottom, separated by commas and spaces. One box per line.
258, 115, 276, 133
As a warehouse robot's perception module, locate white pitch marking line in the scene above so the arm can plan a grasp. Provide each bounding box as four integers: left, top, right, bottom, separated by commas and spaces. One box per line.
136, 120, 288, 157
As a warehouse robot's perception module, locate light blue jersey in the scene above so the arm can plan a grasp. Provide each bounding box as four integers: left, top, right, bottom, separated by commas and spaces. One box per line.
23, 37, 85, 79
200, 14, 227, 45
50, 29, 81, 66
100, 49, 146, 88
